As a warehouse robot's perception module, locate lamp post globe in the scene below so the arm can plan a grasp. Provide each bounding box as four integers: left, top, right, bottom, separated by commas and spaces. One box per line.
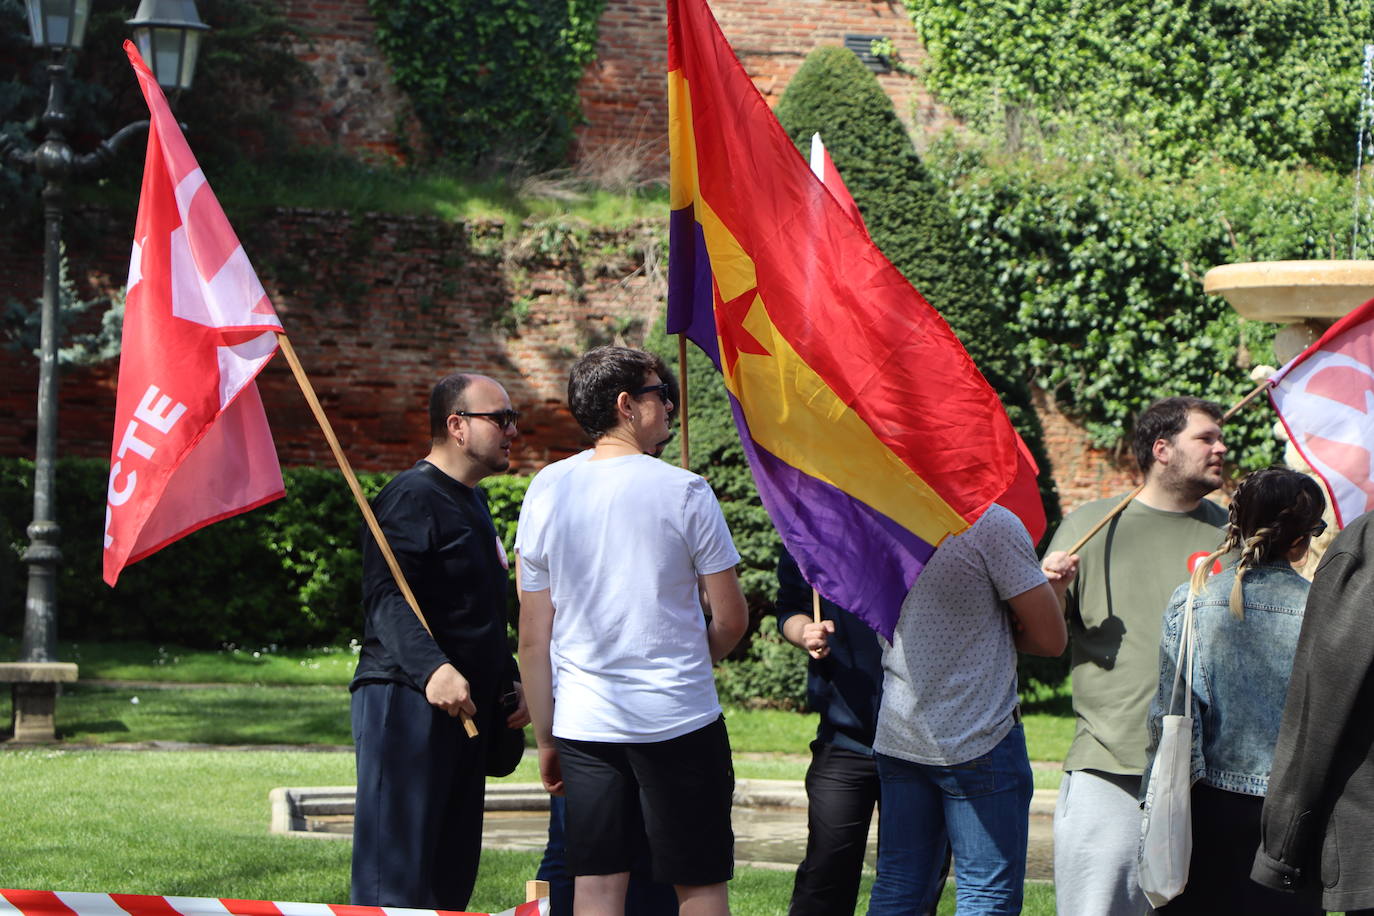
24, 0, 92, 50
127, 0, 210, 91
10, 0, 206, 672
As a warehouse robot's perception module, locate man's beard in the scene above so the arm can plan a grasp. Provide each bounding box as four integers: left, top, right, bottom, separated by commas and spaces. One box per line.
1161, 463, 1219, 501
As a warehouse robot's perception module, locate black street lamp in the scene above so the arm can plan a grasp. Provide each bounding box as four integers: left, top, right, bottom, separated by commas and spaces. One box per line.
0, 0, 208, 742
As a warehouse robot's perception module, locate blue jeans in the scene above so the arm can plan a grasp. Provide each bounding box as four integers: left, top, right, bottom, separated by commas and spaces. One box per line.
867, 724, 1033, 916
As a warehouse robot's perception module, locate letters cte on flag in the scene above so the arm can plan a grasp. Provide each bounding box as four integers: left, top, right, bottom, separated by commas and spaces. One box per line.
1269, 295, 1374, 528
666, 0, 1027, 637
103, 42, 285, 586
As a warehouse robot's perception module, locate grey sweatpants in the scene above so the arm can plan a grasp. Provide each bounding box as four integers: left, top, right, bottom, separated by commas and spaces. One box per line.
1053, 769, 1154, 916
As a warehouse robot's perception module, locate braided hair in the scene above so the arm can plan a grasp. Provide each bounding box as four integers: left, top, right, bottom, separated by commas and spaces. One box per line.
1187, 467, 1327, 619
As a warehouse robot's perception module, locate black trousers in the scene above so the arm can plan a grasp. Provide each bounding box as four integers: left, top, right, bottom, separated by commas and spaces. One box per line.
1160, 783, 1321, 916
789, 741, 882, 916
350, 681, 490, 911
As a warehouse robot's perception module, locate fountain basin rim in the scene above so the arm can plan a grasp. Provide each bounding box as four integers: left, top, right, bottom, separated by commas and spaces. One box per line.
1204, 260, 1374, 322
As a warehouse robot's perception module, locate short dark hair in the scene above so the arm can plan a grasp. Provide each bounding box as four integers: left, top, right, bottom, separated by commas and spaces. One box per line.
568, 346, 666, 440
1131, 397, 1224, 473
429, 373, 475, 440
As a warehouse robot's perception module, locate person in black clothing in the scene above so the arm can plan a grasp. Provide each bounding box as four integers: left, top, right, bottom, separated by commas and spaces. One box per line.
776, 549, 948, 916
350, 372, 529, 910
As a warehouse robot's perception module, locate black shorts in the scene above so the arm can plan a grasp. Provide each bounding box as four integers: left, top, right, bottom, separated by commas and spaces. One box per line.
555, 716, 735, 886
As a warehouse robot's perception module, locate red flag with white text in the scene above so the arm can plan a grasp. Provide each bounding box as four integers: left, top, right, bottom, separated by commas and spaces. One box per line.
1269, 296, 1374, 528
103, 42, 285, 585
808, 132, 1046, 543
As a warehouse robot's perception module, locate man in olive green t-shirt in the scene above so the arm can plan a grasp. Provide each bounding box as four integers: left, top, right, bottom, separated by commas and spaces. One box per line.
1042, 397, 1228, 916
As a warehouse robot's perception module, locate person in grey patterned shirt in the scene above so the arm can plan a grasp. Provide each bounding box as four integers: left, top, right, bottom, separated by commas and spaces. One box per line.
866, 504, 1076, 916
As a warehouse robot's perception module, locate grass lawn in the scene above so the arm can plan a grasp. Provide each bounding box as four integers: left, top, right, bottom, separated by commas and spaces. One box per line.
75, 153, 671, 235
0, 637, 1076, 789
0, 750, 1058, 915
0, 636, 361, 687
0, 640, 1075, 913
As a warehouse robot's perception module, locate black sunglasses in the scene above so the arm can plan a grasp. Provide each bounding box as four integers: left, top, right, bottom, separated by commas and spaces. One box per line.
1308, 519, 1328, 538
453, 409, 520, 429
631, 383, 672, 404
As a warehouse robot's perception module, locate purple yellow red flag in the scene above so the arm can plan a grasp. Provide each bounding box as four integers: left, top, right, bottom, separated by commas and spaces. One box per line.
103, 42, 285, 586
666, 0, 1029, 637
1269, 296, 1374, 528
809, 132, 1046, 545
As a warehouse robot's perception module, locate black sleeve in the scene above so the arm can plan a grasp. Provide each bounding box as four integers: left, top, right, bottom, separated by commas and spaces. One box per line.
361, 485, 450, 688
1253, 545, 1374, 891
774, 548, 813, 635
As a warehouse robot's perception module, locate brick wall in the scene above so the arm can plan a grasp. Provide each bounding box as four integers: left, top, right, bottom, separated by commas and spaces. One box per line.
277, 0, 422, 158
575, 0, 951, 176
273, 0, 952, 166
1034, 387, 1140, 514
2, 207, 1144, 521
0, 208, 663, 475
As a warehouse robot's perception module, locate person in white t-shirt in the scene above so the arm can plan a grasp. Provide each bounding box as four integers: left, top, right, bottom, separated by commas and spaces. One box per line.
518, 345, 749, 916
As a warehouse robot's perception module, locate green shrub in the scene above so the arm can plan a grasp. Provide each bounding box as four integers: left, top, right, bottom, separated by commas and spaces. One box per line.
368, 0, 605, 170
0, 458, 531, 648
931, 137, 1356, 468
774, 46, 1059, 534
902, 0, 1373, 173
714, 615, 808, 710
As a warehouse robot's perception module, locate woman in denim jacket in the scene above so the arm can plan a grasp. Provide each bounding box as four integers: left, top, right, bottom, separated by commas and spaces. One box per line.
1145, 467, 1326, 914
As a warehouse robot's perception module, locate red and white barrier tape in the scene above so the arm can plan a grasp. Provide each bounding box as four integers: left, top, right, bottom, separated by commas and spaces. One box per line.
0, 890, 548, 916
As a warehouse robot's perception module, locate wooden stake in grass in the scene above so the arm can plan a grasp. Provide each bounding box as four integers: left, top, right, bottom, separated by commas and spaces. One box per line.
276, 333, 478, 738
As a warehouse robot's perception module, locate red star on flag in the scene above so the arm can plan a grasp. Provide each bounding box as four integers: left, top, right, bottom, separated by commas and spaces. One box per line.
713, 276, 770, 377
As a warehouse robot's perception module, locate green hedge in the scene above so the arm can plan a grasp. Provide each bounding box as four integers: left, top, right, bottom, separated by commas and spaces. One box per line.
0, 458, 529, 649
902, 0, 1372, 173
714, 615, 808, 710
929, 138, 1356, 469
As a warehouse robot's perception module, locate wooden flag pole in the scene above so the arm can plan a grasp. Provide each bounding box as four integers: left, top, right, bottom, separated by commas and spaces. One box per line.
1221, 377, 1274, 422
1064, 484, 1145, 556
1064, 380, 1274, 557
812, 588, 821, 624
678, 334, 691, 469
276, 333, 478, 738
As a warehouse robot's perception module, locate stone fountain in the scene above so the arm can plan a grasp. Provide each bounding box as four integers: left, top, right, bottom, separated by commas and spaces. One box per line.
1202, 260, 1374, 571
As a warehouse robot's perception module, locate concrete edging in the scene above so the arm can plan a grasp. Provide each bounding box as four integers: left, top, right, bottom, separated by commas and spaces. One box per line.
268, 780, 1059, 839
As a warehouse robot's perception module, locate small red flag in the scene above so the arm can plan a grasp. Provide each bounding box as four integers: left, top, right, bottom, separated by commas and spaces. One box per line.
1269, 296, 1374, 528
103, 42, 285, 585
807, 133, 868, 239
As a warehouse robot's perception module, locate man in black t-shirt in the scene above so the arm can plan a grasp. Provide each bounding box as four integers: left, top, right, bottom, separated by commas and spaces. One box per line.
350, 372, 528, 911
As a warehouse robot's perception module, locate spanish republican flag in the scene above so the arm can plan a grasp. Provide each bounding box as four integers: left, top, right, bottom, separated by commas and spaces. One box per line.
666, 0, 1028, 637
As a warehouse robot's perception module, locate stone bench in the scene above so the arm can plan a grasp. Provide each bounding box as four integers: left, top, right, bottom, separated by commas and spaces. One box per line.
0, 661, 78, 743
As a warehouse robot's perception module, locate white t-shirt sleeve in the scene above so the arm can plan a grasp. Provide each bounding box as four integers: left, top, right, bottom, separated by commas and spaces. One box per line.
977, 506, 1048, 600
518, 488, 552, 592
682, 477, 741, 575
